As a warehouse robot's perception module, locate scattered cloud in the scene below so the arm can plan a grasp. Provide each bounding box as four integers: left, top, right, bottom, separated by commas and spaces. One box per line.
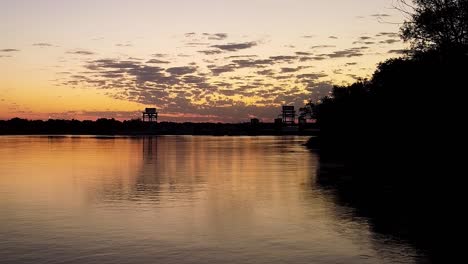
198, 49, 223, 55
347, 74, 362, 80
208, 64, 238, 76
232, 58, 274, 68
203, 33, 228, 40
166, 66, 197, 76
310, 45, 335, 49
388, 49, 407, 54
325, 47, 368, 58
186, 42, 210, 47
211, 41, 257, 52
0, 49, 20, 52
376, 32, 399, 38
296, 73, 327, 80
295, 51, 313, 56
152, 53, 168, 57
66, 50, 96, 55
116, 43, 133, 47
32, 43, 54, 47
281, 66, 309, 73
256, 69, 275, 76
380, 39, 400, 44
146, 59, 171, 64
269, 55, 298, 63
225, 55, 258, 59
371, 14, 391, 17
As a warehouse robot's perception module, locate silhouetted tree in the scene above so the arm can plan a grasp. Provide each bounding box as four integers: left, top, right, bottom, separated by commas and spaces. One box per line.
398, 0, 468, 52
298, 100, 316, 120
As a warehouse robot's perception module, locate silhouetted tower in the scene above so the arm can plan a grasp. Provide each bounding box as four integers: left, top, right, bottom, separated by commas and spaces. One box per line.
281, 105, 296, 125
142, 108, 158, 122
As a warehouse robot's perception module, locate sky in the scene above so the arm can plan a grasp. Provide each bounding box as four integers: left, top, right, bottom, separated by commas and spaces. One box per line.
0, 0, 407, 122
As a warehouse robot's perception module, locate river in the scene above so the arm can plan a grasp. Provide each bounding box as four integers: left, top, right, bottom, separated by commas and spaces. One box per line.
0, 136, 428, 263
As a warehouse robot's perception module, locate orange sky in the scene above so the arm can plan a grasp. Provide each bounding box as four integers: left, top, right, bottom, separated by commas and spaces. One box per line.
0, 0, 407, 122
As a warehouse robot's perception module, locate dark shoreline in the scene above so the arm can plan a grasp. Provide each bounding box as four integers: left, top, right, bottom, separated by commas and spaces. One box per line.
0, 118, 319, 136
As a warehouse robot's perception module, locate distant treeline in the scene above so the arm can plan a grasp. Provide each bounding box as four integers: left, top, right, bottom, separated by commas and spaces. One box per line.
0, 118, 318, 136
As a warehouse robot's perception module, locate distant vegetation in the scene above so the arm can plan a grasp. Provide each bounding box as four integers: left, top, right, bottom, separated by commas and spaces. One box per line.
307, 0, 467, 157
0, 118, 317, 136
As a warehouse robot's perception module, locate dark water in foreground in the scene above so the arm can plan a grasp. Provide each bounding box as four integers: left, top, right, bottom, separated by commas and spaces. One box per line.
0, 136, 428, 263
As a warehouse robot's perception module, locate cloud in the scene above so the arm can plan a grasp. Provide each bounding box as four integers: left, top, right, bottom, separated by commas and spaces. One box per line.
67, 50, 96, 55
380, 39, 400, 44
32, 43, 54, 47
310, 45, 335, 49
295, 51, 313, 56
116, 43, 133, 47
232, 58, 273, 68
211, 42, 257, 52
57, 37, 358, 122
256, 69, 275, 76
347, 74, 362, 80
152, 53, 168, 57
306, 82, 333, 98
371, 14, 391, 17
225, 55, 257, 59
296, 73, 328, 80
186, 42, 210, 47
325, 47, 367, 58
146, 59, 170, 64
301, 35, 314, 38
299, 56, 327, 62
198, 49, 223, 55
269, 55, 298, 63
281, 66, 309, 73
0, 49, 20, 52
166, 66, 197, 76
376, 32, 399, 38
203, 33, 228, 40
388, 49, 407, 54
208, 64, 238, 76
181, 75, 208, 84
329, 36, 338, 39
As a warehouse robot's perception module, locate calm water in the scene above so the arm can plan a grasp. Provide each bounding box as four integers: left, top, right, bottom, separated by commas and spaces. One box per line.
0, 136, 426, 264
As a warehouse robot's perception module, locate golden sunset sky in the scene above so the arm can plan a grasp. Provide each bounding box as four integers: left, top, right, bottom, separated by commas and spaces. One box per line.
1, 0, 406, 122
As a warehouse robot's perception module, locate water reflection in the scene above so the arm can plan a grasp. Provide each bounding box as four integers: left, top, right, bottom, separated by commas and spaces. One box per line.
0, 136, 429, 264
315, 155, 436, 263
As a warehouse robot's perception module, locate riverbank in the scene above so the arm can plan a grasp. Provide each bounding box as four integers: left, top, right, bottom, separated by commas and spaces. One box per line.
0, 118, 319, 136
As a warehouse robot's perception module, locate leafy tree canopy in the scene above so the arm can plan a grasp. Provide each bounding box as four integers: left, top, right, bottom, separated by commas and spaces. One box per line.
399, 0, 468, 52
